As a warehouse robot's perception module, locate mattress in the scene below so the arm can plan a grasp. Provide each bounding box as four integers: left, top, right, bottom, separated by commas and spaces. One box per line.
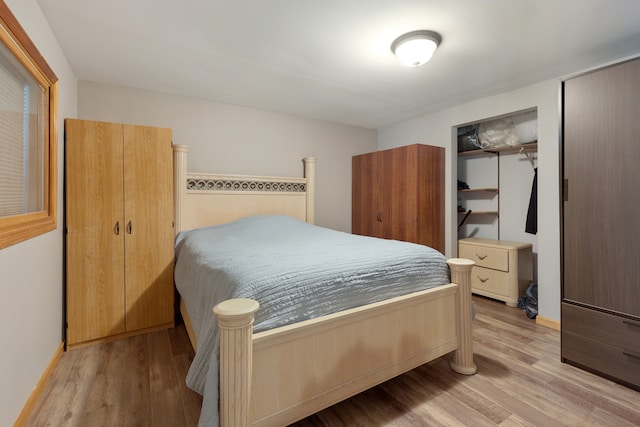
174, 214, 449, 426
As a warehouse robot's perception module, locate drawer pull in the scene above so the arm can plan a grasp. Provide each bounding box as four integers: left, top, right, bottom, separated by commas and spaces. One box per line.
477, 276, 489, 283
475, 253, 488, 260
623, 349, 640, 360
622, 319, 640, 329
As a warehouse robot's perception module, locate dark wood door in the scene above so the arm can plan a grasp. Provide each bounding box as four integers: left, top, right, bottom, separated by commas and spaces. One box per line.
563, 58, 640, 317
352, 150, 384, 238
415, 144, 445, 252
352, 144, 444, 253
384, 145, 419, 243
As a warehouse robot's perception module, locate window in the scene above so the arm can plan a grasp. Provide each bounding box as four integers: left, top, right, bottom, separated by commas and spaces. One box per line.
0, 3, 58, 249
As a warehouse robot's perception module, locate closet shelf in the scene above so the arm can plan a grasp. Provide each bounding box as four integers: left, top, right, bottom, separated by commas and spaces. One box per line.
459, 188, 499, 193
457, 211, 499, 216
458, 142, 537, 157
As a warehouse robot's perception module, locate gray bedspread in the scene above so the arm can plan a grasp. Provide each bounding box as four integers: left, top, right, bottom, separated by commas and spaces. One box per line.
174, 215, 449, 426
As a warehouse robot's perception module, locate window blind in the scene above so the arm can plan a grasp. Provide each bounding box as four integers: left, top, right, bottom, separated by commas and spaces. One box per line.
0, 61, 27, 216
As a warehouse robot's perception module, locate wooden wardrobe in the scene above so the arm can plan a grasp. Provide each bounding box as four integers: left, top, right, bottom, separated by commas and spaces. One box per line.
65, 119, 175, 347
352, 144, 444, 253
562, 57, 640, 389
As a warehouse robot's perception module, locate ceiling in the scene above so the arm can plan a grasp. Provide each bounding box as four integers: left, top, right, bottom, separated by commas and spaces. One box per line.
37, 0, 640, 129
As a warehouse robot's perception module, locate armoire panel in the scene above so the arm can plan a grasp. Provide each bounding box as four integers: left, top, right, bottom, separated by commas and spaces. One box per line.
65, 119, 174, 347
123, 124, 175, 332
352, 150, 384, 238
562, 57, 640, 390
563, 58, 640, 316
352, 144, 444, 253
65, 120, 125, 344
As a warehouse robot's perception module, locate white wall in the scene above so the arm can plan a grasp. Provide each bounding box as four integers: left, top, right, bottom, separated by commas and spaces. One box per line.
378, 80, 561, 321
78, 81, 377, 232
0, 1, 77, 425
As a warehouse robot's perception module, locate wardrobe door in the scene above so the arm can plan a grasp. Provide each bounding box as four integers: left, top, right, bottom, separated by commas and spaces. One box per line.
353, 144, 444, 252
123, 125, 174, 332
416, 144, 445, 253
382, 144, 445, 251
563, 59, 640, 316
352, 151, 384, 238
384, 145, 417, 242
66, 119, 125, 345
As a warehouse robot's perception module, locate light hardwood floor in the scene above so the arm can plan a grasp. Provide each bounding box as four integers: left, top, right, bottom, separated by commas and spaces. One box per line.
25, 296, 640, 426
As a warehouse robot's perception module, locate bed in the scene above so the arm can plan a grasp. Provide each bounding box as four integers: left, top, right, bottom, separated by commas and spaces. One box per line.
172, 145, 476, 427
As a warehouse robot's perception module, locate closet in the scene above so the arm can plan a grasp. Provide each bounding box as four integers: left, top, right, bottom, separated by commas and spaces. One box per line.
352, 143, 444, 253
456, 110, 537, 241
456, 111, 537, 306
562, 58, 640, 389
65, 119, 175, 347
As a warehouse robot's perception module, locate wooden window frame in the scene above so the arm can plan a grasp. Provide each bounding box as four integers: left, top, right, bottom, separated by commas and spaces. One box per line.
0, 2, 58, 249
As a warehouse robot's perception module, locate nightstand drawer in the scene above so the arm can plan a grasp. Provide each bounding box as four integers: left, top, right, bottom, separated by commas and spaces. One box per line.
458, 244, 509, 272
470, 267, 510, 295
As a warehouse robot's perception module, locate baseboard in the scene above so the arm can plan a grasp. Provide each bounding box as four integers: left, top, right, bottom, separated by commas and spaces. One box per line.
536, 315, 560, 331
12, 341, 64, 427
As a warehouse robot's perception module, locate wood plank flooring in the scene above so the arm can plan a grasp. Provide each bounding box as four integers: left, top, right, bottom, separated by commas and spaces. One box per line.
24, 296, 640, 426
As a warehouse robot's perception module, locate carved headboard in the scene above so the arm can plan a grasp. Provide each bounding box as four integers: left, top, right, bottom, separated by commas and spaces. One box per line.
172, 145, 315, 233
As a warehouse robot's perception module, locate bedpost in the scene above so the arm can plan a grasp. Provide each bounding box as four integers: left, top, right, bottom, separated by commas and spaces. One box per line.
447, 258, 477, 375
303, 157, 316, 224
173, 144, 189, 234
213, 298, 260, 427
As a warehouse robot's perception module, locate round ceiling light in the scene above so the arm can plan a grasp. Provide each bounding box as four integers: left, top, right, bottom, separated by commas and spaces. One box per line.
391, 30, 442, 67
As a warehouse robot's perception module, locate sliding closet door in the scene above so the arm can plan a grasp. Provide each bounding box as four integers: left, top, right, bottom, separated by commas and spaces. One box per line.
563, 58, 640, 316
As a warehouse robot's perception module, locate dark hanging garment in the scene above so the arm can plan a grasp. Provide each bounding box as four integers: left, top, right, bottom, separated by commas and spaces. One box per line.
525, 168, 537, 234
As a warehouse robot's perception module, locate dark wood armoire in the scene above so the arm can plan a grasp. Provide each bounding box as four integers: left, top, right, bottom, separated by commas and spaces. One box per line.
562, 57, 640, 390
352, 143, 444, 253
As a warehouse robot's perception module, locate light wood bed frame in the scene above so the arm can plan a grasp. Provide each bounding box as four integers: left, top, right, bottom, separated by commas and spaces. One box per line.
173, 145, 476, 427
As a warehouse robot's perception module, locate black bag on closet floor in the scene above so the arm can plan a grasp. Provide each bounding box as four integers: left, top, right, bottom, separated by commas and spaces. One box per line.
518, 281, 538, 319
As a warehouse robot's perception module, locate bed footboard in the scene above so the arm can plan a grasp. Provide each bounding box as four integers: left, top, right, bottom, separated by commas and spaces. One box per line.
448, 257, 477, 375
214, 299, 261, 426
213, 257, 475, 427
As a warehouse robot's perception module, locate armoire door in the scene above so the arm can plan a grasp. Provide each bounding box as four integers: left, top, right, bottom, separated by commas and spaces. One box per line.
123, 124, 174, 332
352, 151, 384, 238
382, 144, 444, 251
563, 58, 640, 317
352, 147, 420, 241
415, 144, 444, 252
352, 144, 444, 252
66, 120, 125, 345
384, 144, 418, 243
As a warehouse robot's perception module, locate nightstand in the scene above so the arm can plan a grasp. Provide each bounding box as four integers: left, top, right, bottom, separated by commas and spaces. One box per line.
458, 238, 533, 307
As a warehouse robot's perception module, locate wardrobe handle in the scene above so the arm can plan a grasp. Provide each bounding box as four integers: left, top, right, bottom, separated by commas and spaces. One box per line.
126, 220, 132, 234
477, 276, 489, 283
114, 221, 120, 235
622, 319, 640, 329
376, 211, 382, 222
475, 253, 488, 260
623, 349, 640, 360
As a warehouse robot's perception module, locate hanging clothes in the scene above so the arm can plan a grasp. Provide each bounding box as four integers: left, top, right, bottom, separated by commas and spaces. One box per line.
525, 167, 537, 234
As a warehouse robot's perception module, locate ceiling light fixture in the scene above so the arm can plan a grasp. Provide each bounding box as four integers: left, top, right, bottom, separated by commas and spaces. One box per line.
391, 30, 442, 67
